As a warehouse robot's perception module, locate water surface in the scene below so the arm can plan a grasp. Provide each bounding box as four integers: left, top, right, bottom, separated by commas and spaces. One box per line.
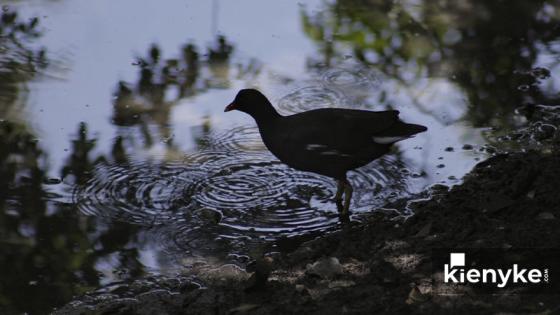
1, 0, 559, 313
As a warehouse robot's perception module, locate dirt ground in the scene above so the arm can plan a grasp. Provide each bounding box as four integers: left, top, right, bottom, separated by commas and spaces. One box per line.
53, 147, 560, 315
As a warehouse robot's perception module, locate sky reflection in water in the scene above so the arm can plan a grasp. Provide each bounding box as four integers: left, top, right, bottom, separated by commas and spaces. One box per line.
1, 0, 559, 313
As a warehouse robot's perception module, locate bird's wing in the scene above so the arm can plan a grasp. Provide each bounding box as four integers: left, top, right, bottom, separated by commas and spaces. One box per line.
280, 108, 401, 154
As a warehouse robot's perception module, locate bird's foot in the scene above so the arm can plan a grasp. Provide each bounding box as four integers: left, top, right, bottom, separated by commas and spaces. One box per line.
335, 202, 350, 222
338, 212, 350, 223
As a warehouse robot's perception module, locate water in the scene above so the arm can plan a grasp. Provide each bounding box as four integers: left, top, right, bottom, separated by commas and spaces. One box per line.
1, 0, 559, 313
72, 131, 412, 255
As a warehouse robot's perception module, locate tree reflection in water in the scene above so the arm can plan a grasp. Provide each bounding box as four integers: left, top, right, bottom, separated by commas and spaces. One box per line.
300, 0, 560, 128
112, 35, 258, 154
0, 33, 256, 313
2, 2, 560, 313
0, 118, 149, 314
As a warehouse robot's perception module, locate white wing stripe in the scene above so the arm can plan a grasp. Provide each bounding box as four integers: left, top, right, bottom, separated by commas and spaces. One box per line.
372, 136, 410, 144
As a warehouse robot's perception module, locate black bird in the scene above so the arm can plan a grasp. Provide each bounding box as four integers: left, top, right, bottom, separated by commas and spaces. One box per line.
225, 89, 427, 216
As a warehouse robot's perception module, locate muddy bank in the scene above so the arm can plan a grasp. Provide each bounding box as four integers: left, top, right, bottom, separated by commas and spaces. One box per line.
53, 148, 560, 315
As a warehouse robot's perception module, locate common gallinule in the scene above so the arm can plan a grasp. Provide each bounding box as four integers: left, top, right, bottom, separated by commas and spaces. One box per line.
225, 89, 427, 216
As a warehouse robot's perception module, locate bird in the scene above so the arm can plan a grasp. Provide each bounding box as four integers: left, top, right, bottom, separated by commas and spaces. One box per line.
224, 89, 427, 216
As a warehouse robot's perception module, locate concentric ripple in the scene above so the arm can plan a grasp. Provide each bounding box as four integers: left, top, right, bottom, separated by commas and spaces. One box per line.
73, 130, 412, 256
74, 161, 205, 226
321, 65, 381, 90
276, 86, 347, 115
194, 160, 291, 211
205, 126, 266, 152
190, 154, 341, 235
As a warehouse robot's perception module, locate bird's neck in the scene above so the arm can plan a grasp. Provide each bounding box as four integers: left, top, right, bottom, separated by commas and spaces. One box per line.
249, 102, 282, 126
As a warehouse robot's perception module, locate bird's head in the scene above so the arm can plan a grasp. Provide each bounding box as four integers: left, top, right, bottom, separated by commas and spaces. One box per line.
225, 89, 280, 120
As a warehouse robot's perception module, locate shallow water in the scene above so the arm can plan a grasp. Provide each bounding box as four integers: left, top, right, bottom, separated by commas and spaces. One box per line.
1, 0, 559, 313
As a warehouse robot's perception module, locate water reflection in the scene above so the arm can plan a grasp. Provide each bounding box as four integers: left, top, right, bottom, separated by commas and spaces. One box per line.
1, 0, 559, 313
0, 12, 146, 312
0, 8, 47, 115
0, 120, 92, 314
71, 31, 420, 262
112, 35, 260, 154
301, 0, 560, 128
277, 85, 348, 114
73, 133, 413, 254
0, 119, 149, 314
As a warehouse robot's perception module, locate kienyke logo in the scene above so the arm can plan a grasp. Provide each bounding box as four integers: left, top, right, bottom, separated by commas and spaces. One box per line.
444, 253, 550, 288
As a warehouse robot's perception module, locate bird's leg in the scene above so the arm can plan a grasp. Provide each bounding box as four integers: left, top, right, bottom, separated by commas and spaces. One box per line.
335, 178, 352, 217
342, 180, 353, 216
334, 180, 344, 204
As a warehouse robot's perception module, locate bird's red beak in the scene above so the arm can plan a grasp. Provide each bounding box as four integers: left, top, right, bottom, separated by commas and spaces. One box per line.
224, 102, 237, 112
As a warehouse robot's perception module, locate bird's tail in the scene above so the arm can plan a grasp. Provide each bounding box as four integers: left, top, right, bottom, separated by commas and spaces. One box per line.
372, 122, 427, 144
378, 122, 428, 137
